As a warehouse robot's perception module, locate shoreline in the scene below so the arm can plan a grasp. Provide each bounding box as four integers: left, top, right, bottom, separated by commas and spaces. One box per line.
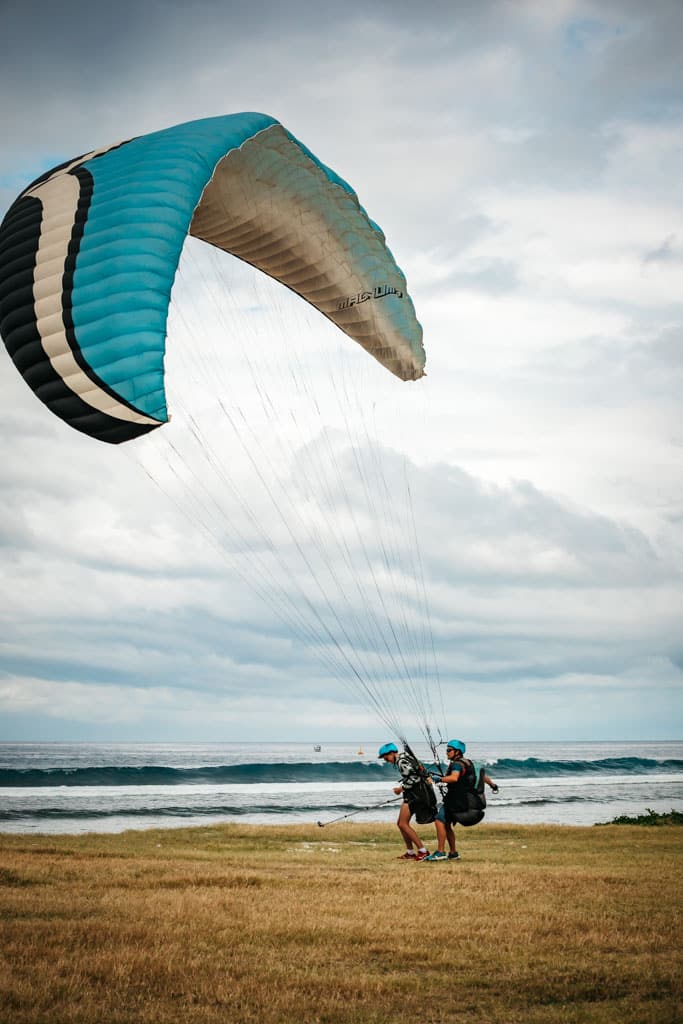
1, 817, 680, 847
2, 793, 682, 836
0, 817, 627, 838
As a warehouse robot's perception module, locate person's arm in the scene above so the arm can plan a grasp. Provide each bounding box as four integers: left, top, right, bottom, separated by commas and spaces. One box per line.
392, 754, 408, 795
484, 773, 499, 792
439, 766, 464, 785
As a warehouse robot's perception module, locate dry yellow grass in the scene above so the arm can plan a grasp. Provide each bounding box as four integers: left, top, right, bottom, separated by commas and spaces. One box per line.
0, 821, 681, 1023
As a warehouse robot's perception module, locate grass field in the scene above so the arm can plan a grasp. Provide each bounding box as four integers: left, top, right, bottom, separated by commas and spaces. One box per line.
1, 822, 681, 1023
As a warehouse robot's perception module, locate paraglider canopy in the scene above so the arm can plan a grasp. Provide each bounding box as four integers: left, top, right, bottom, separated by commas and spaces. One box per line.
0, 113, 425, 444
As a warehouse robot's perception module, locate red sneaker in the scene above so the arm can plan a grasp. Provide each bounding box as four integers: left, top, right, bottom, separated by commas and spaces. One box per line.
396, 851, 417, 860
414, 850, 430, 861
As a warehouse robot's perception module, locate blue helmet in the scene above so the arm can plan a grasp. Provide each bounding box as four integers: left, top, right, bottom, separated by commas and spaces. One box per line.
378, 742, 398, 758
446, 739, 466, 754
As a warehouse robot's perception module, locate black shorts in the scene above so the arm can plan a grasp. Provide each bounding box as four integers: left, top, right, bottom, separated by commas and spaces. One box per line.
405, 785, 437, 825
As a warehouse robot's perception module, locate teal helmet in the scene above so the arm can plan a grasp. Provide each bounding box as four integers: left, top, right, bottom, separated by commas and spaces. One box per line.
446, 739, 466, 754
378, 742, 398, 758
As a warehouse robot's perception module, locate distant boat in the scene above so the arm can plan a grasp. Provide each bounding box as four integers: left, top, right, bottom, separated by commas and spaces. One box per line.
313, 745, 321, 752
357, 744, 365, 756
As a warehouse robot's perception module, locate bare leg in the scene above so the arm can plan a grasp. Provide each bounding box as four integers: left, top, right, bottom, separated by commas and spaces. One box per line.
433, 818, 448, 853
445, 822, 457, 854
397, 801, 424, 850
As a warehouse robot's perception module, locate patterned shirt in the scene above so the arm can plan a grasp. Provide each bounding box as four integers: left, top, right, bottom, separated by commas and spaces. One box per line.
395, 749, 424, 791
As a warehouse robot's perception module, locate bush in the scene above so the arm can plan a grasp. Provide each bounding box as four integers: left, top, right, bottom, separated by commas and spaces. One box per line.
596, 808, 683, 826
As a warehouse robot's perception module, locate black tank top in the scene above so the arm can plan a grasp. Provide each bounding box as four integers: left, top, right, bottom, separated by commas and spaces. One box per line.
444, 758, 476, 814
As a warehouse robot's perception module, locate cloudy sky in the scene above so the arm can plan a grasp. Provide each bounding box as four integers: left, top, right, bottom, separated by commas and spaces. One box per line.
1, 0, 681, 743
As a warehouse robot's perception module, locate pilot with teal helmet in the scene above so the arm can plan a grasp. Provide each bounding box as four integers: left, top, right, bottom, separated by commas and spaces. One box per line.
378, 741, 435, 861
426, 739, 498, 862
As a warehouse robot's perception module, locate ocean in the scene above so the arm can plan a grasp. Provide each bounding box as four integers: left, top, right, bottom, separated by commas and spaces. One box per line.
0, 740, 681, 835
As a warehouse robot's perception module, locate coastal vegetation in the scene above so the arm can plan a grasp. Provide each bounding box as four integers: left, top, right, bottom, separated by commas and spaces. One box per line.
1, 822, 681, 1023
596, 808, 683, 826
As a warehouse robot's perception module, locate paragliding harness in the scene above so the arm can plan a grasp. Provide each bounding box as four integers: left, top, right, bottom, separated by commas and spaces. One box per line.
402, 745, 438, 824
442, 758, 487, 828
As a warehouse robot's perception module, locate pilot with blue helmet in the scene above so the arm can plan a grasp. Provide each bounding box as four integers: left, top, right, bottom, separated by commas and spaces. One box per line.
378, 741, 435, 860
425, 739, 498, 862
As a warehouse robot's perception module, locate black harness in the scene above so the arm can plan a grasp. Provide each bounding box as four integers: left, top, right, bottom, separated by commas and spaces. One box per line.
402, 746, 438, 824
443, 758, 486, 827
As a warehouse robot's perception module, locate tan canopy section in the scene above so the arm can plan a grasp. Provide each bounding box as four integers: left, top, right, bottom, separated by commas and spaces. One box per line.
190, 123, 425, 382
